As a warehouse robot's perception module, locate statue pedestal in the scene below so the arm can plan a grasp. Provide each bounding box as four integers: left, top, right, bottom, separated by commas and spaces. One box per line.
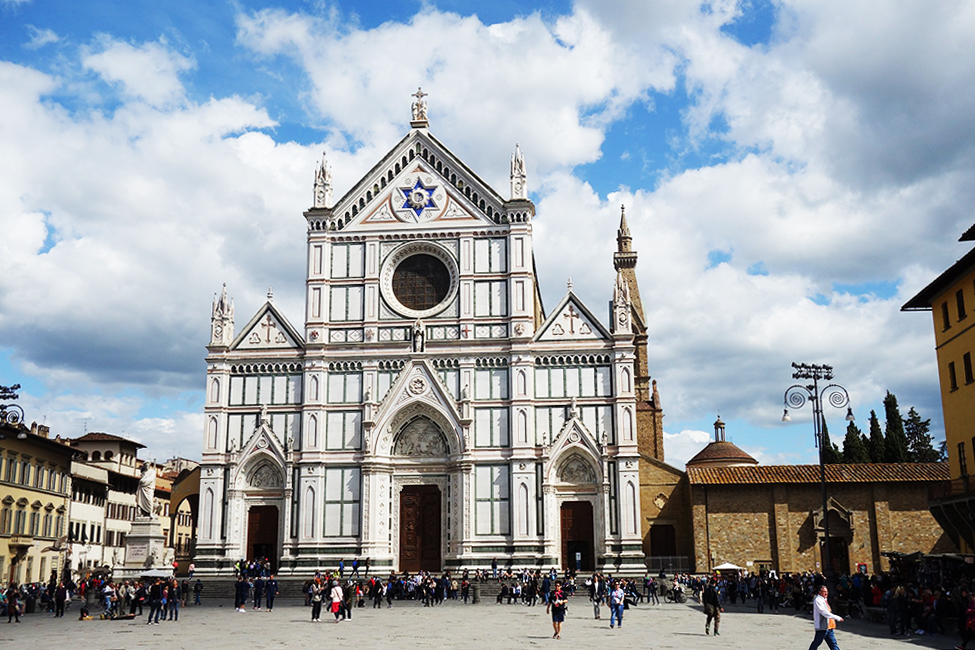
112, 516, 173, 580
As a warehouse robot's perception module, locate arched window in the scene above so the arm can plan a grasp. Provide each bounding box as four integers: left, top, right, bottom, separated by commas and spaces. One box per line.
621, 368, 631, 394
517, 410, 528, 444
210, 378, 220, 403
308, 415, 318, 448
518, 482, 530, 536
91, 451, 101, 461
303, 486, 316, 538
625, 481, 638, 535
623, 408, 634, 441
203, 489, 214, 539
207, 417, 218, 449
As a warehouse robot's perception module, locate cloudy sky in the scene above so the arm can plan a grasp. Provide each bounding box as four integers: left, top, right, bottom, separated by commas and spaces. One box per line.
1, 0, 972, 468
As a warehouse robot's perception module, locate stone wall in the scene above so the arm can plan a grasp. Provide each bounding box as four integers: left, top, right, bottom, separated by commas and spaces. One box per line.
689, 479, 955, 574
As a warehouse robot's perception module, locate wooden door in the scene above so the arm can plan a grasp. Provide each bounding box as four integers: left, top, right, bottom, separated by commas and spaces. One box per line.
560, 501, 594, 571
400, 486, 441, 572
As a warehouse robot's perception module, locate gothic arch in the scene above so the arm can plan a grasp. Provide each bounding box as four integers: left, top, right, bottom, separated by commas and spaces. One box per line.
392, 416, 449, 457
232, 450, 283, 490
552, 452, 599, 485
375, 400, 462, 456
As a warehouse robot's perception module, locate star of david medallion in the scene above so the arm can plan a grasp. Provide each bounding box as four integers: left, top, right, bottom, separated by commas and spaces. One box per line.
398, 179, 438, 222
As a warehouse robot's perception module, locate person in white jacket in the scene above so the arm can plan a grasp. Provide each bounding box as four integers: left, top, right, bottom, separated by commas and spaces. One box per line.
330, 581, 344, 623
809, 585, 844, 650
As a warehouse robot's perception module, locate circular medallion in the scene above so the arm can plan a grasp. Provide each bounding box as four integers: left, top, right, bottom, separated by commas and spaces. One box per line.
409, 377, 427, 394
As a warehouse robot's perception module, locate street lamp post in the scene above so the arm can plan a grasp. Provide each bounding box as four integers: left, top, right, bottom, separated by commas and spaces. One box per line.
782, 362, 854, 582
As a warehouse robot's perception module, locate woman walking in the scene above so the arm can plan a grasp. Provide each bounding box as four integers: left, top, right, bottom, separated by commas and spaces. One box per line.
551, 581, 567, 639
309, 580, 323, 622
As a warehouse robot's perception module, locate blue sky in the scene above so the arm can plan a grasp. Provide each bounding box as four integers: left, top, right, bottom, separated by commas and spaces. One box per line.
2, 0, 973, 467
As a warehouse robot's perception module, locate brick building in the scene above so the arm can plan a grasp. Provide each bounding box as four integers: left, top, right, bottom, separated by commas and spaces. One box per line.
640, 418, 956, 574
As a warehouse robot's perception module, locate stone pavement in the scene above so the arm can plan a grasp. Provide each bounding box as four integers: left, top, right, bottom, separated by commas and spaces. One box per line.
0, 596, 959, 650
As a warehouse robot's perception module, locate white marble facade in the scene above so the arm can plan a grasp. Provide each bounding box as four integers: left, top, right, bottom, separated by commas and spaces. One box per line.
195, 102, 644, 576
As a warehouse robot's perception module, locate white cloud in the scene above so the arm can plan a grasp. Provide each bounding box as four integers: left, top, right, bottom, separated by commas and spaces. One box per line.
1, 2, 971, 463
82, 36, 195, 107
663, 428, 712, 469
24, 25, 59, 50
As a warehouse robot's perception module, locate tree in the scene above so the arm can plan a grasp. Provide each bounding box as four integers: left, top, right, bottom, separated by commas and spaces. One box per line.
820, 417, 843, 464
904, 407, 939, 462
867, 410, 885, 463
841, 422, 871, 464
883, 391, 909, 463
938, 440, 949, 462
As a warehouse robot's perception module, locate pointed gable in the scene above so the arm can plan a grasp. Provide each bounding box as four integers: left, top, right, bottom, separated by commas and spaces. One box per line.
329, 129, 506, 231
535, 291, 611, 342
231, 301, 304, 351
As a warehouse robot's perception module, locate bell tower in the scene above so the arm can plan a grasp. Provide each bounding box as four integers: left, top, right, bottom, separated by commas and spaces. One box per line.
613, 206, 664, 460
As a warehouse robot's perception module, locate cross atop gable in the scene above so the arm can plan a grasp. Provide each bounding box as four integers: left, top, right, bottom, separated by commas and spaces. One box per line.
231, 302, 304, 351
536, 292, 610, 342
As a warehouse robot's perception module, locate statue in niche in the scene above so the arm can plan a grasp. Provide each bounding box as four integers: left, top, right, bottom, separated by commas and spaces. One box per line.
412, 319, 425, 352
560, 457, 595, 484
394, 418, 447, 457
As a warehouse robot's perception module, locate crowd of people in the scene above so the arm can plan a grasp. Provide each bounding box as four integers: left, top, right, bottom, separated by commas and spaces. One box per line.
0, 573, 205, 623
11, 559, 975, 650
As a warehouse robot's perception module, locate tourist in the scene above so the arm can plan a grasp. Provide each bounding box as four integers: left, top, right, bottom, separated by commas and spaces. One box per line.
957, 588, 975, 649
808, 584, 843, 650
609, 580, 625, 629
54, 581, 68, 618
703, 578, 722, 636
266, 575, 279, 612
330, 579, 344, 623
193, 579, 202, 605
550, 581, 567, 639
253, 575, 265, 610
589, 574, 604, 619
5, 583, 21, 623
309, 580, 323, 622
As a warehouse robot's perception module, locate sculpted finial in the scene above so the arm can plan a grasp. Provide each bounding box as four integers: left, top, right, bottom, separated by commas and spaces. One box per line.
411, 87, 429, 124
510, 143, 527, 200
314, 151, 333, 209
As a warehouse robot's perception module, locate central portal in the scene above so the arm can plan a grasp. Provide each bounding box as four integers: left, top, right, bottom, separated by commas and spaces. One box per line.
560, 501, 594, 572
399, 485, 441, 572
246, 505, 278, 572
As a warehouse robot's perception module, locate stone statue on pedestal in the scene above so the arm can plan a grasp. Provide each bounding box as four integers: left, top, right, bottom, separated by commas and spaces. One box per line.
137, 463, 156, 518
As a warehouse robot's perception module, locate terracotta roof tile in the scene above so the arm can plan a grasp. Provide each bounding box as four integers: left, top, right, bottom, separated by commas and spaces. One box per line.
71, 432, 146, 448
687, 462, 949, 485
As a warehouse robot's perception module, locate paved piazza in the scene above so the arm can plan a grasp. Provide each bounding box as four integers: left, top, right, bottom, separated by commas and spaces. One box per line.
0, 597, 955, 650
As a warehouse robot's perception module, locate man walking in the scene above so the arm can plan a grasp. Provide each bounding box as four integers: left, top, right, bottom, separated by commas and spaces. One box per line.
266, 575, 279, 612
809, 585, 843, 650
704, 578, 722, 636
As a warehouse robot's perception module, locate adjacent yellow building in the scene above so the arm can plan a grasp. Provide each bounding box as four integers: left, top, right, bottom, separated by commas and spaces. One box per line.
903, 225, 975, 552
0, 422, 73, 584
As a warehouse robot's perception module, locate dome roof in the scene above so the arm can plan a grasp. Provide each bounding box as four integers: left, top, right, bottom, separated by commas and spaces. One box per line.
686, 440, 758, 468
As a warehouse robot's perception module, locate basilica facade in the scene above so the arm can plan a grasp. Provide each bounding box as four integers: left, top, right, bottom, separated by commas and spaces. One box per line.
195, 97, 662, 577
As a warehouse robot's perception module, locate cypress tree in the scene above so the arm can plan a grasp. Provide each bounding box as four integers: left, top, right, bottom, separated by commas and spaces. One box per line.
841, 422, 870, 464
867, 410, 885, 463
883, 391, 909, 463
904, 406, 939, 462
820, 417, 843, 464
